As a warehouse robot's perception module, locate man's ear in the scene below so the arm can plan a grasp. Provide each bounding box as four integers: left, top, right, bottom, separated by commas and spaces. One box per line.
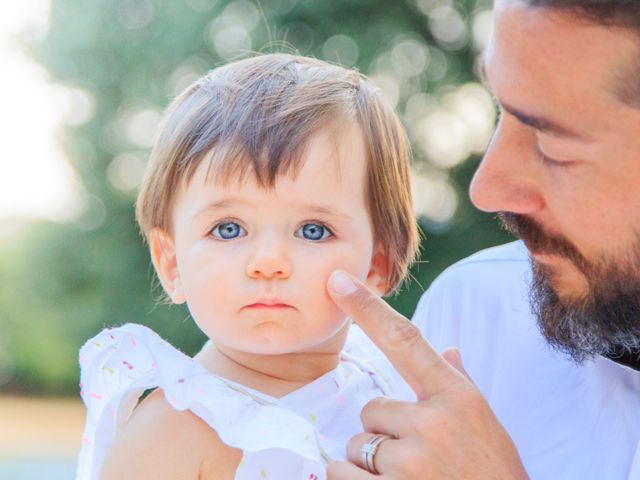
148, 228, 186, 304
365, 246, 389, 296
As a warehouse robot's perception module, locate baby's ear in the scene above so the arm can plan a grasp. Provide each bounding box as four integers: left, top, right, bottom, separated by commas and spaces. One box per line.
148, 228, 186, 304
365, 246, 389, 296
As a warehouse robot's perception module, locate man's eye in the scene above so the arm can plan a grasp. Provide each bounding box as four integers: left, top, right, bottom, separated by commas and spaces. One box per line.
535, 147, 573, 168
296, 223, 333, 241
211, 222, 246, 240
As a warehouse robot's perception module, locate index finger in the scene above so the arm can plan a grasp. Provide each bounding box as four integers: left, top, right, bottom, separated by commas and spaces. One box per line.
328, 270, 466, 399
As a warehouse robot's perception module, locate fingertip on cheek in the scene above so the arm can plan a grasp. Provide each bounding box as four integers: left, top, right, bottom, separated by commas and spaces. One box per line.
329, 270, 357, 295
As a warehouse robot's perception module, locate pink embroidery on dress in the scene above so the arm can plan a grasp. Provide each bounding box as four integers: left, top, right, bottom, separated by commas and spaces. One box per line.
128, 333, 137, 348
122, 360, 134, 370
178, 378, 185, 384
89, 392, 103, 400
337, 394, 345, 406
82, 436, 92, 445
308, 474, 318, 480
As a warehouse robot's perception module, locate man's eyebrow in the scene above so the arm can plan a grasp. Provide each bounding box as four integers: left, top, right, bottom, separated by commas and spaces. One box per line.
478, 59, 591, 140
502, 103, 590, 140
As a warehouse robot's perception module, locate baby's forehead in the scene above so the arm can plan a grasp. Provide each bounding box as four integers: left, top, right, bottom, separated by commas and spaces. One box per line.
188, 122, 364, 191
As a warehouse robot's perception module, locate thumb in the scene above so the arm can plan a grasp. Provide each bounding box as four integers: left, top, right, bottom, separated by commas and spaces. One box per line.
441, 347, 471, 380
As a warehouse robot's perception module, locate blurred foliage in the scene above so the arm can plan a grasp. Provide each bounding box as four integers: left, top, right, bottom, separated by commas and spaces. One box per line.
0, 0, 512, 396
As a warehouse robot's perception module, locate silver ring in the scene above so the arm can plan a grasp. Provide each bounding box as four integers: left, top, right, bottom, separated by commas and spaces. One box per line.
360, 434, 391, 474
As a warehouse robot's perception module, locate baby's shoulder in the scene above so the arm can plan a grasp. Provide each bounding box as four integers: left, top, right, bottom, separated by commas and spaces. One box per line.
100, 388, 242, 480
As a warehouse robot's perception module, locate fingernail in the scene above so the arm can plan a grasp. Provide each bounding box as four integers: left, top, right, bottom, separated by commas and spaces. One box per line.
329, 270, 357, 295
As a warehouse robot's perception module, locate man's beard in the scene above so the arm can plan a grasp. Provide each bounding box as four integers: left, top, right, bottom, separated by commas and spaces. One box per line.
499, 212, 640, 363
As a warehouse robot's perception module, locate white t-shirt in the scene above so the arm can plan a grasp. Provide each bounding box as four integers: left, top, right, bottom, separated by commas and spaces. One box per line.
414, 241, 640, 480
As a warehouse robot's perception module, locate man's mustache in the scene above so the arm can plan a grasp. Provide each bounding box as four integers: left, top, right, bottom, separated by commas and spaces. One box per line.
498, 212, 590, 274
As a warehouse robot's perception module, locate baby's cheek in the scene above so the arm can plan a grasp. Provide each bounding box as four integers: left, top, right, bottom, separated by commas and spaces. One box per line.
324, 249, 372, 280
186, 280, 234, 328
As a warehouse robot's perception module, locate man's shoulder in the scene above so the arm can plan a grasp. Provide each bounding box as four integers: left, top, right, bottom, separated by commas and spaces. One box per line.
427, 240, 530, 297
413, 241, 533, 347
444, 240, 529, 273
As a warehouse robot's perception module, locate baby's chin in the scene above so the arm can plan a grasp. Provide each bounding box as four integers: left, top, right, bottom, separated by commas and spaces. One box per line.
224, 320, 351, 356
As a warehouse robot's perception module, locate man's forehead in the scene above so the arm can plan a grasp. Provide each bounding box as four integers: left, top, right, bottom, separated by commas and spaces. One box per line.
490, 0, 640, 85
483, 1, 639, 130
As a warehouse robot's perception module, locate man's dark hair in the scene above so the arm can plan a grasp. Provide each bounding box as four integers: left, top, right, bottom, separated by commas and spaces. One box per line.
529, 0, 640, 107
528, 0, 640, 29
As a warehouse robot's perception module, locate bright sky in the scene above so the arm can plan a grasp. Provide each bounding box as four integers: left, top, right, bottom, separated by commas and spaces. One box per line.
0, 0, 80, 222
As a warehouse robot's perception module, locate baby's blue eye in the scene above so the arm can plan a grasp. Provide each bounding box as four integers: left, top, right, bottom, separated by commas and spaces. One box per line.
297, 223, 332, 241
211, 222, 246, 240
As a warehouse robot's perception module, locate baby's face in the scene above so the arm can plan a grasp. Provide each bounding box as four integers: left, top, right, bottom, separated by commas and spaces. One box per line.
153, 122, 387, 355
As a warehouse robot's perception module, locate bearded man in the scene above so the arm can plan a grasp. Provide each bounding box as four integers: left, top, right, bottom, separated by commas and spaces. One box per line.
326, 1, 640, 478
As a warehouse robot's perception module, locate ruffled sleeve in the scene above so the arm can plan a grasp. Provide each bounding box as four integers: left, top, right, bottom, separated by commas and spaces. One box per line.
76, 324, 329, 480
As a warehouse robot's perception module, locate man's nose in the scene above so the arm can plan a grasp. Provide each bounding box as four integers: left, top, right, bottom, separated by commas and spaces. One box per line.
246, 233, 291, 280
469, 118, 545, 215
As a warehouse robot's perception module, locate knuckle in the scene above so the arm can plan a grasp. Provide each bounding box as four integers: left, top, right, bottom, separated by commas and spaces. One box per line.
365, 395, 389, 411
360, 396, 389, 423
351, 288, 380, 316
465, 388, 486, 407
386, 319, 423, 351
465, 393, 492, 424
451, 385, 486, 413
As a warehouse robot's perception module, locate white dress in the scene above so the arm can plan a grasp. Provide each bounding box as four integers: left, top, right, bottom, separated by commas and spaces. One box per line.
76, 323, 415, 480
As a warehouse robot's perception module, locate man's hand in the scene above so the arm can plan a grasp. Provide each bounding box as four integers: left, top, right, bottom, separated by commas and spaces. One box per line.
326, 270, 528, 479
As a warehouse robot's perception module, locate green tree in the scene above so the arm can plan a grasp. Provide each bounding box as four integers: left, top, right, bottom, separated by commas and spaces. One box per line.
0, 0, 511, 396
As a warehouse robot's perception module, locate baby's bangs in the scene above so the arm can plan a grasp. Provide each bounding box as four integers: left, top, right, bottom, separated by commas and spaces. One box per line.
192, 139, 306, 189
186, 108, 353, 190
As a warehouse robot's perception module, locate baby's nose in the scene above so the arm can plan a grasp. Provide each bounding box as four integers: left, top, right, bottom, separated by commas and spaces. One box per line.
246, 239, 291, 280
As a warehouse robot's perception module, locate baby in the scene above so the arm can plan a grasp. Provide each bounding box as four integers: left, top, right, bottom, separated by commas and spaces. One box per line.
76, 53, 419, 480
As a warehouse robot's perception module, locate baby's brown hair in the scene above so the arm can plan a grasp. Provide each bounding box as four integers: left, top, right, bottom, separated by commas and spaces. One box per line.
136, 53, 419, 293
